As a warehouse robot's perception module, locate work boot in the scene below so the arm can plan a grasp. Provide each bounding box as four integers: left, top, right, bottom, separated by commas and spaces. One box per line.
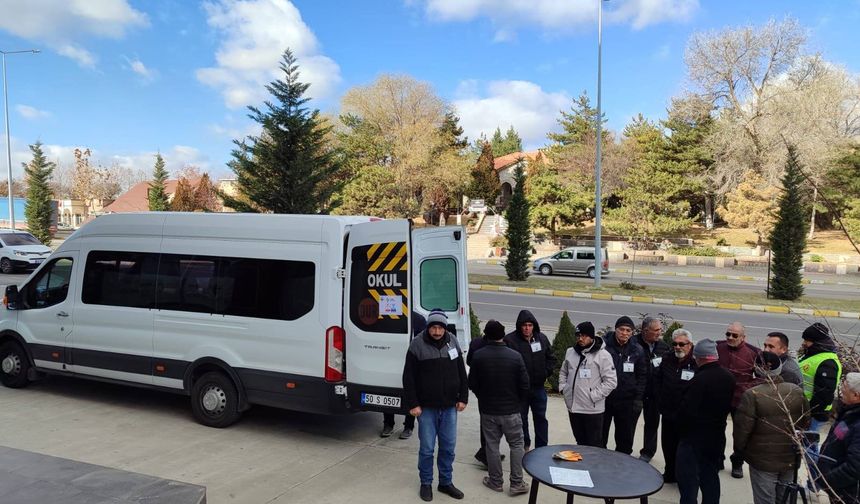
420, 484, 433, 501
731, 463, 744, 479
380, 425, 394, 438
437, 484, 464, 499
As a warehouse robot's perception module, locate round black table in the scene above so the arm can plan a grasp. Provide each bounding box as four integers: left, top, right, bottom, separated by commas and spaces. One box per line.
522, 445, 663, 503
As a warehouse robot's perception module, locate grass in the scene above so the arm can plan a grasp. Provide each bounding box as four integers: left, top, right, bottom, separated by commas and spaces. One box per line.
469, 273, 860, 313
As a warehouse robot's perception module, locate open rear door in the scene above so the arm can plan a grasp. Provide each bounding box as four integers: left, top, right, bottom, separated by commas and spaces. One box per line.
411, 226, 471, 350
344, 219, 411, 413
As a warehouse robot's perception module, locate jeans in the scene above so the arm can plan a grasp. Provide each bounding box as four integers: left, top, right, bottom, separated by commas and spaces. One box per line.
482, 413, 525, 487
383, 412, 415, 429
601, 398, 643, 455
568, 412, 603, 447
677, 439, 721, 504
640, 396, 660, 458
520, 386, 549, 448
418, 407, 458, 486
749, 465, 792, 504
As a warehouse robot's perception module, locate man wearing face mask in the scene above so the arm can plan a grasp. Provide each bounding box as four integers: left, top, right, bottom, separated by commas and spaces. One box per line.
601, 316, 647, 455
504, 310, 555, 450
654, 328, 697, 483
717, 321, 761, 479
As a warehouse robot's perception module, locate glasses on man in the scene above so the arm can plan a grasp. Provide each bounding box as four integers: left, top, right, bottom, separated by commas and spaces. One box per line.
671, 342, 689, 347
725, 332, 741, 339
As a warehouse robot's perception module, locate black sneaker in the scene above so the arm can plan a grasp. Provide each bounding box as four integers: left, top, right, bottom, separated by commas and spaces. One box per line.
380, 425, 394, 438
731, 465, 744, 479
420, 484, 433, 501
399, 428, 413, 439
437, 484, 464, 499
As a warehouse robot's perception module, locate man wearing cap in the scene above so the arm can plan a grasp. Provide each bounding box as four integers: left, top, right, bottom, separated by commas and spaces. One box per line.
637, 316, 671, 463
717, 321, 761, 479
762, 331, 803, 387
733, 351, 810, 504
818, 372, 860, 504
601, 315, 648, 455
403, 309, 469, 501
468, 320, 531, 496
655, 328, 697, 483
504, 310, 556, 450
798, 322, 842, 491
676, 339, 735, 504
558, 321, 618, 447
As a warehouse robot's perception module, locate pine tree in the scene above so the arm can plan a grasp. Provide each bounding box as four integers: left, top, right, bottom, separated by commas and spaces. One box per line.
192, 174, 219, 212
23, 141, 55, 245
547, 91, 605, 146
490, 125, 523, 156
503, 126, 523, 153
769, 145, 809, 300
222, 49, 343, 214
527, 159, 591, 240
440, 111, 468, 151
549, 311, 575, 391
467, 142, 499, 204
171, 178, 196, 212
148, 153, 169, 211
504, 164, 531, 281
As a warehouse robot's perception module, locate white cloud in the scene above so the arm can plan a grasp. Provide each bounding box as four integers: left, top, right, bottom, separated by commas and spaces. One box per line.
0, 0, 148, 67
197, 0, 342, 109
124, 56, 157, 82
15, 105, 51, 120
453, 80, 570, 149
420, 0, 698, 36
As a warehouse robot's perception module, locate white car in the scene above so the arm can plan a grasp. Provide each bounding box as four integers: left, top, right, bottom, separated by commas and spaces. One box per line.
0, 230, 53, 274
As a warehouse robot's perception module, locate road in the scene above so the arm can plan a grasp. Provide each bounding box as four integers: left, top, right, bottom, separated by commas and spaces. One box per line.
468, 261, 860, 300
470, 290, 860, 349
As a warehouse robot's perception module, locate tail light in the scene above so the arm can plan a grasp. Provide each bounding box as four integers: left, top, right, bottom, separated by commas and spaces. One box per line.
602, 260, 608, 269
325, 326, 345, 382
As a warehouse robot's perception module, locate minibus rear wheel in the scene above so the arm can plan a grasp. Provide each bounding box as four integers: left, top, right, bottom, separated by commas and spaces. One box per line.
190, 371, 242, 428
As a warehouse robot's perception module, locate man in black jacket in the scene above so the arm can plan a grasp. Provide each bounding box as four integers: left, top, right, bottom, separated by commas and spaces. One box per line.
637, 316, 671, 462
818, 372, 860, 504
676, 339, 735, 504
381, 311, 426, 439
504, 310, 555, 449
467, 321, 506, 467
403, 309, 469, 502
655, 328, 697, 483
469, 320, 531, 496
601, 315, 647, 455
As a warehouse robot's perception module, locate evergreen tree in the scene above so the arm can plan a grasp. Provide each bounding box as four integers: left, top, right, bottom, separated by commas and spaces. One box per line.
148, 153, 169, 211
467, 142, 499, 203
490, 127, 505, 156
171, 177, 196, 212
547, 91, 605, 146
192, 174, 219, 212
490, 125, 523, 156
223, 49, 343, 214
769, 145, 809, 300
23, 141, 55, 245
504, 164, 531, 281
470, 305, 481, 340
440, 111, 468, 151
549, 311, 575, 391
527, 159, 590, 240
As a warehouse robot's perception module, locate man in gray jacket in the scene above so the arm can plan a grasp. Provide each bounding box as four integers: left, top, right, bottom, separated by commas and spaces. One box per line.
763, 332, 803, 387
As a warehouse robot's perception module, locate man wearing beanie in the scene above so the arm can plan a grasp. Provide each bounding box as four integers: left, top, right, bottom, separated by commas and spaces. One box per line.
734, 351, 810, 504
716, 321, 761, 479
601, 315, 647, 455
504, 310, 556, 450
798, 322, 842, 491
558, 321, 618, 447
676, 339, 735, 504
403, 309, 469, 501
818, 372, 860, 504
468, 320, 531, 495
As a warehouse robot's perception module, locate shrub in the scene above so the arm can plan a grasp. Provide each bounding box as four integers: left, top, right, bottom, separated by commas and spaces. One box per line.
809, 254, 824, 263
490, 235, 508, 248
672, 246, 733, 257
662, 321, 684, 346
549, 311, 576, 392
715, 237, 728, 246
470, 304, 481, 340
619, 281, 646, 291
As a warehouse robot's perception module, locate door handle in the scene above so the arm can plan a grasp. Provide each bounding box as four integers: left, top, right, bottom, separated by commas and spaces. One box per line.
56, 311, 69, 317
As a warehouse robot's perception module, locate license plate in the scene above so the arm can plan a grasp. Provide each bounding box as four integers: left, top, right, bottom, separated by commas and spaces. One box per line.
32, 258, 44, 264
361, 393, 401, 408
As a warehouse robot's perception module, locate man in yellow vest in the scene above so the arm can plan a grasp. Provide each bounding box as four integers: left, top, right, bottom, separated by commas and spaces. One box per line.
798, 322, 842, 491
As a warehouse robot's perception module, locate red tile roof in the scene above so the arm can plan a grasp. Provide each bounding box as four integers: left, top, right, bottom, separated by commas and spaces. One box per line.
103, 179, 186, 213
493, 150, 543, 171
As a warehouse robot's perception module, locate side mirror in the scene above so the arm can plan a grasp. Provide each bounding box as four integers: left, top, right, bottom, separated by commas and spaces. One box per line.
4, 285, 19, 310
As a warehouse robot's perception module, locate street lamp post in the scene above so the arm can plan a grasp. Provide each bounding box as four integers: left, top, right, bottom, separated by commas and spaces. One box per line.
2, 48, 40, 230
593, 0, 605, 288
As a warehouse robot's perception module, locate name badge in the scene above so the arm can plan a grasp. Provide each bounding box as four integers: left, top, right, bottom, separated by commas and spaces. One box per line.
579, 368, 592, 379
681, 370, 694, 381
530, 341, 542, 352
651, 357, 662, 368
623, 362, 635, 373
448, 348, 459, 360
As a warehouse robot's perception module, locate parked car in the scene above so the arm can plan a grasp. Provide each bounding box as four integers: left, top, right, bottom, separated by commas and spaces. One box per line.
0, 230, 53, 274
533, 247, 609, 278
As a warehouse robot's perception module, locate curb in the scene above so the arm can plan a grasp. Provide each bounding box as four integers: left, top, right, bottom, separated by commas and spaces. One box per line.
471, 260, 860, 287
469, 283, 860, 320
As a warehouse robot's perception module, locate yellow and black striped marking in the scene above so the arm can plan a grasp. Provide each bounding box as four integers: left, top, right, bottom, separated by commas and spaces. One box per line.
366, 241, 408, 319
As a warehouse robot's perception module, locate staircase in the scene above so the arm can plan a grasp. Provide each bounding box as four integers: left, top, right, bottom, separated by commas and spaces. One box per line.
467, 214, 502, 259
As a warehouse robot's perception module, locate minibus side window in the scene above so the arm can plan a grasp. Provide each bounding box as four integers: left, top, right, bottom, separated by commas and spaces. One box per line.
82, 251, 157, 308
156, 255, 218, 313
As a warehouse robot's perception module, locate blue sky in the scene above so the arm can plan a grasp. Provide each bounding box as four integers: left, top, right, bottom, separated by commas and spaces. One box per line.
1, 0, 859, 182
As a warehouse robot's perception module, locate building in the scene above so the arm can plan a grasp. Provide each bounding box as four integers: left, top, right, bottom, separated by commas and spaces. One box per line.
493, 150, 545, 209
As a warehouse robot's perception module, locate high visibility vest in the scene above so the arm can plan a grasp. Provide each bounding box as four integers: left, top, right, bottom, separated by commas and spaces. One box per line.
799, 352, 842, 412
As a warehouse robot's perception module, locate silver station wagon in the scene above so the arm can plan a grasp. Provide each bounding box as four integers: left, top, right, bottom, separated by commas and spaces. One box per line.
533, 247, 609, 278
